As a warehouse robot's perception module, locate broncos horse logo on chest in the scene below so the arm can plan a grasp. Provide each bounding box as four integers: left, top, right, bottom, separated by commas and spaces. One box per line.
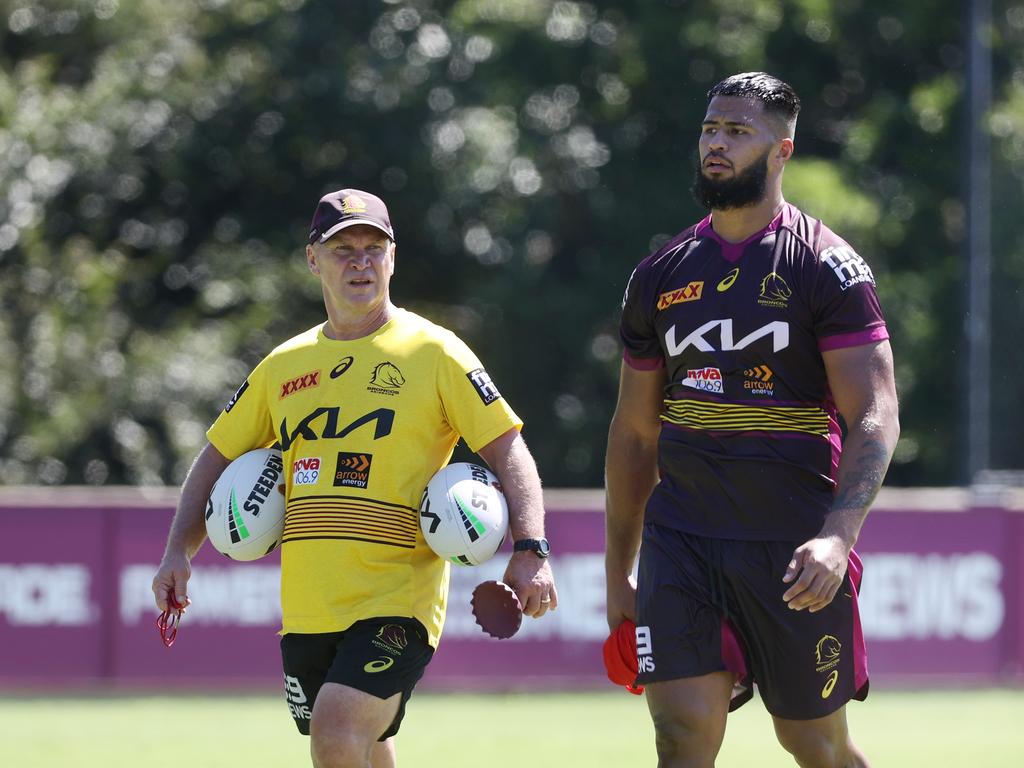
369, 361, 406, 390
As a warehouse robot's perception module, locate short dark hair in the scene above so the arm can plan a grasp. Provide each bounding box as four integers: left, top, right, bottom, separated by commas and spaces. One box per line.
707, 72, 801, 133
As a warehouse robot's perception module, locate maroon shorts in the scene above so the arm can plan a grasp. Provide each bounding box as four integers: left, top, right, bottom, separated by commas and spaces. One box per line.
635, 523, 868, 720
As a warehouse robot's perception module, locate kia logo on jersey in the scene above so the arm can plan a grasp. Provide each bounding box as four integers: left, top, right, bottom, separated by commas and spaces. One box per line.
664, 319, 790, 356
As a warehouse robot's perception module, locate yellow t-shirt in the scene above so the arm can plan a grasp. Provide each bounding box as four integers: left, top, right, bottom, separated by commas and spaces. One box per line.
206, 309, 522, 646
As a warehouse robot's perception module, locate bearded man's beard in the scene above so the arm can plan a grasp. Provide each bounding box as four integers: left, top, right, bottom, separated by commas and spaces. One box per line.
692, 148, 771, 210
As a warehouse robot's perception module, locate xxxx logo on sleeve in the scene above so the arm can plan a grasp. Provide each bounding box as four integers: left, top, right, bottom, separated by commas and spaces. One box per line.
280, 371, 321, 399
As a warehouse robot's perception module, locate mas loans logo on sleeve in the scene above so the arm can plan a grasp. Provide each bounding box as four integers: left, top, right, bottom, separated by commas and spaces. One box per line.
467, 368, 501, 405
822, 246, 875, 291
225, 380, 250, 412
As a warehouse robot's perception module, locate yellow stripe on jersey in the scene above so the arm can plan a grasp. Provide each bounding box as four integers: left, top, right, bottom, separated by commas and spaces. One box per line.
284, 495, 418, 549
662, 398, 830, 436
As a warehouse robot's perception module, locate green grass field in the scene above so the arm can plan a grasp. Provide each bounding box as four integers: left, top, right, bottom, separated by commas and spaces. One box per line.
3, 689, 1022, 766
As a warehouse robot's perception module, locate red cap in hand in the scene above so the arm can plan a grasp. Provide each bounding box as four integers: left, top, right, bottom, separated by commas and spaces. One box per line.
603, 619, 644, 695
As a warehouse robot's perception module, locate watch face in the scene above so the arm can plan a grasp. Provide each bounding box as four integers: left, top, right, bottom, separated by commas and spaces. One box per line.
536, 539, 550, 556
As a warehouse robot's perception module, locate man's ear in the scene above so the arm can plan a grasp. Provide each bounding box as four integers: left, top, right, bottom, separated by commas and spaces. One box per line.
306, 244, 319, 275
777, 137, 795, 163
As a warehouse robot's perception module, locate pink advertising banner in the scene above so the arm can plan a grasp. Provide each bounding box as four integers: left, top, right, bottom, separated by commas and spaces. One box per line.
1, 487, 1022, 691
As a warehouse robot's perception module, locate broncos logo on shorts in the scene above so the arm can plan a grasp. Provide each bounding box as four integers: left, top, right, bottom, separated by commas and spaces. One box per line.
373, 624, 409, 655
814, 634, 842, 672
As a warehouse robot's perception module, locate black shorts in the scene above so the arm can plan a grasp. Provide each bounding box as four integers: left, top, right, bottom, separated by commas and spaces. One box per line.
280, 617, 434, 740
635, 523, 869, 720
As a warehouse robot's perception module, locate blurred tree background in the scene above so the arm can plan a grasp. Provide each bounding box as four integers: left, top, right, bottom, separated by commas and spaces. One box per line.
0, 0, 1021, 488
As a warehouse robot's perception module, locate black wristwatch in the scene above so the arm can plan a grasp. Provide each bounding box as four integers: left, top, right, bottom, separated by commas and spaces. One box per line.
513, 537, 550, 558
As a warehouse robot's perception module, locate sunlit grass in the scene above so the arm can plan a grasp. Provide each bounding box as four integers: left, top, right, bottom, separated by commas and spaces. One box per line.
2, 689, 1022, 767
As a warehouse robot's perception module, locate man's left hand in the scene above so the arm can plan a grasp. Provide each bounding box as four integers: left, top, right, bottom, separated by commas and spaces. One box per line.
504, 551, 557, 618
782, 535, 850, 612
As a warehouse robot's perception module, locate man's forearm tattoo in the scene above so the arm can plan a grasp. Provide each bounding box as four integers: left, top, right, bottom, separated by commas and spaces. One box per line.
832, 437, 891, 513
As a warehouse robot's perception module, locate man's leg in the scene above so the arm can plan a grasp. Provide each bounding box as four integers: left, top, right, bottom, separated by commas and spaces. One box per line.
310, 682, 400, 768
371, 738, 396, 768
772, 706, 870, 768
645, 670, 734, 768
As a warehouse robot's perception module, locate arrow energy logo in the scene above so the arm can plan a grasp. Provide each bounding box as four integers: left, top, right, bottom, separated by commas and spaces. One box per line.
333, 452, 373, 488
743, 365, 774, 396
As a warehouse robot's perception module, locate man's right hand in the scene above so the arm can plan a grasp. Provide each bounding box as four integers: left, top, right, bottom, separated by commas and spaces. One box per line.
152, 552, 193, 613
606, 573, 638, 631
151, 442, 232, 613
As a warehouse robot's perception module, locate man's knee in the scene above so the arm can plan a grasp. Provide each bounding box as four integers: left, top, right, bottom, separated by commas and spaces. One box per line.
646, 673, 732, 766
649, 700, 727, 766
777, 731, 836, 768
310, 726, 375, 768
308, 683, 400, 768
651, 710, 720, 763
774, 719, 865, 768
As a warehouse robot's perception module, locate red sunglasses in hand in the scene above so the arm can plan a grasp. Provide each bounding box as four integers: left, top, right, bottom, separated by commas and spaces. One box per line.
156, 591, 186, 648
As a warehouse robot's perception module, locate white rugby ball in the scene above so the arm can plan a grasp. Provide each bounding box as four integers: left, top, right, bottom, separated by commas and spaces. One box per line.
419, 462, 508, 566
205, 448, 286, 561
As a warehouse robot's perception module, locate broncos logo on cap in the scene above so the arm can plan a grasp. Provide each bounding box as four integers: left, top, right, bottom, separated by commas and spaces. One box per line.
340, 194, 368, 213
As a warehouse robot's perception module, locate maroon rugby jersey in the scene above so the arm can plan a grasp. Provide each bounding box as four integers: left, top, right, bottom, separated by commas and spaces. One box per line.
620, 203, 888, 540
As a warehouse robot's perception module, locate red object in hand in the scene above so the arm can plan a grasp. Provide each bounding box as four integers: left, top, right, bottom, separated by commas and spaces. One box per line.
603, 619, 644, 695
157, 592, 184, 648
471, 580, 523, 639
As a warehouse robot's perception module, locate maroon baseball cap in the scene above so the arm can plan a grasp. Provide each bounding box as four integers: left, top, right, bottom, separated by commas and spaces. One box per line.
308, 189, 395, 244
